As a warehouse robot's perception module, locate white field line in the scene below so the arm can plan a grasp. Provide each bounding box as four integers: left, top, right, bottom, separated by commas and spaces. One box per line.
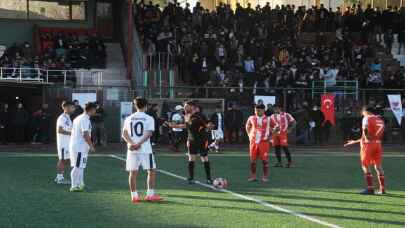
109, 154, 342, 228
2, 152, 405, 158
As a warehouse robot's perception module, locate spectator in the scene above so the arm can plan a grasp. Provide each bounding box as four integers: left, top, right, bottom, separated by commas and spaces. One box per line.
70, 100, 83, 120
0, 103, 10, 144
310, 105, 325, 145
12, 102, 29, 143
91, 103, 107, 146
169, 105, 185, 152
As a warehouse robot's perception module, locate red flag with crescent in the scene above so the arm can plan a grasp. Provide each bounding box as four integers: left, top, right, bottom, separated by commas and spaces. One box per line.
321, 93, 336, 126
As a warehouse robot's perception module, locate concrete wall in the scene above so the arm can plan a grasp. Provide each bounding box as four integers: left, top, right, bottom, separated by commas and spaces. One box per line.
0, 0, 96, 47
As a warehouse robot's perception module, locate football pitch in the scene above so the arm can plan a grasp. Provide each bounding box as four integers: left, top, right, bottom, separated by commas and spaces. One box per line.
1, 149, 405, 228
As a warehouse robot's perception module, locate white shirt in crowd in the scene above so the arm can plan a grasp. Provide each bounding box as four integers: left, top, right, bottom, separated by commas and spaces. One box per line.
123, 112, 155, 154
69, 113, 92, 154
171, 112, 184, 132
56, 113, 72, 149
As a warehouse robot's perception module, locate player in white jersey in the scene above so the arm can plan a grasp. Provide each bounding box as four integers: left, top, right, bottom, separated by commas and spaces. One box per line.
69, 102, 97, 192
54, 101, 75, 184
122, 97, 162, 203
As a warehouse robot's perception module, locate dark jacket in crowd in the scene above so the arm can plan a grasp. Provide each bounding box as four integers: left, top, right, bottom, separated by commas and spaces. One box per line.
71, 105, 83, 120
12, 108, 29, 127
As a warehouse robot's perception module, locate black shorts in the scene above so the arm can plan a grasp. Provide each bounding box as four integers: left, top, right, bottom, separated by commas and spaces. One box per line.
188, 141, 208, 157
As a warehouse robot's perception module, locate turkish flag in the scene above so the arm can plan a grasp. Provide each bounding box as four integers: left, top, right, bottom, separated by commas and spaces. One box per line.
321, 93, 336, 126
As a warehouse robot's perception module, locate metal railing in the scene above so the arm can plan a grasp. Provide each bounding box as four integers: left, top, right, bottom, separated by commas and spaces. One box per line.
312, 80, 359, 100
0, 67, 103, 86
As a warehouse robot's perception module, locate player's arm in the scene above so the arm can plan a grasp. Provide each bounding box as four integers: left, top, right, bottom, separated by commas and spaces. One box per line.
287, 115, 297, 133
344, 139, 361, 147
135, 130, 153, 147
165, 121, 186, 129
83, 131, 95, 152
245, 118, 252, 136
58, 126, 71, 135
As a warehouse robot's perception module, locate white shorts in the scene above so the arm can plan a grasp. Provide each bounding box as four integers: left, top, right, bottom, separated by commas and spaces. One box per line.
57, 146, 70, 160
126, 152, 156, 171
212, 129, 224, 140
70, 151, 88, 169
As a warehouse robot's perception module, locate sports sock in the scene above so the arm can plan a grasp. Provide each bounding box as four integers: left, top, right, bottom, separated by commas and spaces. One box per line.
56, 173, 64, 180
78, 168, 84, 186
131, 191, 139, 198
70, 167, 80, 188
147, 189, 155, 196
275, 146, 282, 163
262, 160, 269, 177
203, 161, 212, 180
365, 173, 374, 191
250, 162, 257, 176
378, 174, 385, 191
188, 161, 195, 180
283, 147, 292, 163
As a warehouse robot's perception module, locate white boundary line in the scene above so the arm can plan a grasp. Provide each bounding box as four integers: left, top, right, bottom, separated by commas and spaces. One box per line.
2, 153, 405, 158
109, 154, 342, 228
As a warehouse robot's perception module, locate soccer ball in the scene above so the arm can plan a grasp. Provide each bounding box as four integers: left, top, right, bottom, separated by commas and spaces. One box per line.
213, 178, 228, 189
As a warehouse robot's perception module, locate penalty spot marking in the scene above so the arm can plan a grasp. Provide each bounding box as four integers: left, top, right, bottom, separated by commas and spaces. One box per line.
109, 154, 342, 228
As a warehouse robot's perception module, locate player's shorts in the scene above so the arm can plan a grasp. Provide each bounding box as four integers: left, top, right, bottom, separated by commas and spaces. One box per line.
126, 152, 156, 171
212, 129, 224, 140
249, 141, 270, 161
188, 140, 208, 157
70, 151, 88, 169
271, 133, 288, 146
360, 142, 383, 166
57, 146, 69, 160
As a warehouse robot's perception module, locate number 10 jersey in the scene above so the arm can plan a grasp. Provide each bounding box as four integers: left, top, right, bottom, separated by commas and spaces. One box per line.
123, 112, 155, 154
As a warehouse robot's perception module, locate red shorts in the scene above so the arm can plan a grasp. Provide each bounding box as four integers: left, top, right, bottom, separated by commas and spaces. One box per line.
249, 141, 270, 161
360, 143, 383, 166
272, 133, 288, 146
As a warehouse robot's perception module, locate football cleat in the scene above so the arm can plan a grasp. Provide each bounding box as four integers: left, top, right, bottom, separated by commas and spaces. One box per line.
285, 162, 294, 168
145, 195, 162, 202
78, 184, 86, 191
248, 176, 257, 182
131, 196, 142, 203
376, 190, 387, 195
261, 177, 269, 182
69, 187, 83, 192
359, 189, 375, 195
273, 162, 283, 168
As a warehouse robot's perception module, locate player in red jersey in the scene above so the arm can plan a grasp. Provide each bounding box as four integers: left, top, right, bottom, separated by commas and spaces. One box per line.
269, 104, 296, 168
245, 104, 271, 182
344, 106, 386, 195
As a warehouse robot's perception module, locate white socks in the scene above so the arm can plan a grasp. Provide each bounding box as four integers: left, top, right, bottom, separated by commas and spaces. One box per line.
131, 191, 139, 198
147, 189, 155, 196
56, 173, 64, 180
70, 167, 84, 188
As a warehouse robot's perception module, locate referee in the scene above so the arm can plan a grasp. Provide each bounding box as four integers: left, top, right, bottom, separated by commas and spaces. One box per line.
166, 100, 213, 184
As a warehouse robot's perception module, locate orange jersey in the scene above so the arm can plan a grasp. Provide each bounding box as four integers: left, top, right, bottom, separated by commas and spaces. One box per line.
360, 115, 384, 166
270, 112, 295, 134
362, 115, 384, 143
246, 115, 270, 144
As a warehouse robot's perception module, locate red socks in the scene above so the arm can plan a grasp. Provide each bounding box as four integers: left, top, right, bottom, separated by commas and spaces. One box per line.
250, 162, 257, 176
365, 173, 374, 191
262, 161, 269, 177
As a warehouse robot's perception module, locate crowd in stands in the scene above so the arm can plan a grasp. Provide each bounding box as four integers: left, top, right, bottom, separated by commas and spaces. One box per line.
0, 33, 106, 80
135, 1, 405, 112
0, 101, 107, 146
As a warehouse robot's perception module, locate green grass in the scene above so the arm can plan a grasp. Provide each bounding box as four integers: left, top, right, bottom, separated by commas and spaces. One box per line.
1, 150, 405, 228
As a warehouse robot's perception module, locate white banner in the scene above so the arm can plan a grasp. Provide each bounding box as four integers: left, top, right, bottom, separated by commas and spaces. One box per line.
120, 102, 133, 141
387, 94, 403, 126
72, 93, 97, 108
254, 96, 276, 106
